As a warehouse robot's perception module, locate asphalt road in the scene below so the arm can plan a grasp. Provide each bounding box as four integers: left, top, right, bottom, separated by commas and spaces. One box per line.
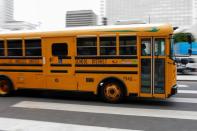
0, 81, 197, 131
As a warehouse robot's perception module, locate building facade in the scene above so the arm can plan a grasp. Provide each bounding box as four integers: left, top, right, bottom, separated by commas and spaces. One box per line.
0, 0, 14, 27
2, 21, 38, 31
66, 10, 97, 27
193, 0, 197, 24
188, 23, 197, 40
106, 0, 197, 27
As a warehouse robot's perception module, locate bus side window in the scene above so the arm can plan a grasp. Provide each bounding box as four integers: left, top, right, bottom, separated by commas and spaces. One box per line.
0, 40, 5, 56
100, 36, 116, 56
52, 43, 68, 64
155, 38, 165, 56
7, 39, 23, 56
141, 39, 151, 56
119, 36, 137, 55
52, 43, 68, 56
77, 37, 97, 56
25, 39, 42, 56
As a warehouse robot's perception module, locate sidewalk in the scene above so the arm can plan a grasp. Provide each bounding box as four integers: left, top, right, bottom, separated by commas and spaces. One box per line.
177, 75, 197, 81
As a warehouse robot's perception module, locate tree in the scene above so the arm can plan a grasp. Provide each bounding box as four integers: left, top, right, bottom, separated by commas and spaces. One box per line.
173, 33, 195, 43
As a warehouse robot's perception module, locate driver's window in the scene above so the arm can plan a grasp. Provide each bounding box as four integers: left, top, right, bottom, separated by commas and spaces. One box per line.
141, 38, 151, 56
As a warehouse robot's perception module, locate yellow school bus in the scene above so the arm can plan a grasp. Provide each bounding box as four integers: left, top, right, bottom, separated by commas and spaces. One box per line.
0, 24, 177, 103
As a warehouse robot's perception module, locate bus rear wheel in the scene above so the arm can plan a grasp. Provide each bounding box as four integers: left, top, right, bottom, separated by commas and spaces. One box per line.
101, 82, 124, 103
0, 77, 12, 96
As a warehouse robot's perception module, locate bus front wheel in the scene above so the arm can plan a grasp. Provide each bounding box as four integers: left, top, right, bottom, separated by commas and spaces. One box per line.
0, 77, 13, 96
101, 82, 124, 103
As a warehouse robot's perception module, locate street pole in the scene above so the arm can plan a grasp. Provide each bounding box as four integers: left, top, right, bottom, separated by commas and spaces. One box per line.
148, 15, 150, 24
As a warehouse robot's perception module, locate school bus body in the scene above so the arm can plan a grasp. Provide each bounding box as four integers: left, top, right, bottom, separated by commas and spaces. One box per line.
0, 24, 177, 102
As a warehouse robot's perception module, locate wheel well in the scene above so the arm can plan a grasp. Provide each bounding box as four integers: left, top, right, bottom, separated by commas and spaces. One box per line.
0, 75, 14, 90
97, 77, 127, 96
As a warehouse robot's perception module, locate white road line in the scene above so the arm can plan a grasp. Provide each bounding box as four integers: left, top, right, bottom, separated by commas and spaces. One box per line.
177, 75, 197, 81
178, 84, 189, 88
13, 101, 197, 120
0, 117, 140, 131
178, 90, 197, 94
169, 97, 197, 104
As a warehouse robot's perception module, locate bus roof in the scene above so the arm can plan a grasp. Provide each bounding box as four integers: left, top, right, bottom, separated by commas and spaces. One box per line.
0, 24, 173, 38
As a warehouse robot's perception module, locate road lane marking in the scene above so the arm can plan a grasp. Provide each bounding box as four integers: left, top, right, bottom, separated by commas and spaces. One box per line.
169, 97, 197, 104
13, 101, 197, 120
178, 90, 197, 94
178, 84, 189, 88
0, 117, 141, 131
177, 75, 197, 81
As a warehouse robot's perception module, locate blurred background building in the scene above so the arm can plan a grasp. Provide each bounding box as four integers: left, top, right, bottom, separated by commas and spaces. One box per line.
2, 21, 38, 31
0, 0, 14, 27
106, 0, 197, 27
100, 0, 107, 25
0, 0, 37, 31
193, 0, 197, 24
66, 10, 97, 27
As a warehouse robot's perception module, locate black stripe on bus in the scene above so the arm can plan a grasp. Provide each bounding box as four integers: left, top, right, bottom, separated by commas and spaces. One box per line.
0, 69, 43, 72
58, 56, 72, 59
50, 64, 72, 67
0, 56, 42, 59
0, 56, 72, 59
0, 64, 43, 66
75, 64, 138, 67
50, 70, 68, 73
75, 70, 138, 74
75, 56, 137, 59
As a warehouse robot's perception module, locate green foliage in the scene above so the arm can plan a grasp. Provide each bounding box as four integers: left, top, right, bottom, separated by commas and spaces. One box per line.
173, 33, 195, 43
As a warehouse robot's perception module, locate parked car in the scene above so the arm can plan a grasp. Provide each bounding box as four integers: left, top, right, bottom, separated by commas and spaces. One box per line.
176, 56, 197, 74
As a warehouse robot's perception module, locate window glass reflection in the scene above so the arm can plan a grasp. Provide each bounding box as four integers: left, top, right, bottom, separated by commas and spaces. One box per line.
155, 38, 165, 56
141, 39, 151, 56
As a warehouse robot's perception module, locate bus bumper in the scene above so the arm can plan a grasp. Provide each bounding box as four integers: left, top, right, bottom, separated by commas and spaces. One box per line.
171, 85, 178, 95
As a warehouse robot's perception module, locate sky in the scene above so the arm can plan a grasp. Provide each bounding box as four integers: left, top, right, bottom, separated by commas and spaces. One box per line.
14, 0, 100, 29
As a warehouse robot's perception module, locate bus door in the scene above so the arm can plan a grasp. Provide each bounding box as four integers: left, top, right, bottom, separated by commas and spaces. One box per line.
140, 37, 166, 98
43, 37, 77, 90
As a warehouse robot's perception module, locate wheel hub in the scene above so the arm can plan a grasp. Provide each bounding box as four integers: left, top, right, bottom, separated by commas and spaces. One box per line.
104, 83, 121, 101
0, 80, 9, 95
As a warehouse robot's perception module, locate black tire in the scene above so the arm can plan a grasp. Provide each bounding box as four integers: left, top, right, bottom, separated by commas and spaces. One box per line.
101, 81, 124, 103
0, 77, 13, 97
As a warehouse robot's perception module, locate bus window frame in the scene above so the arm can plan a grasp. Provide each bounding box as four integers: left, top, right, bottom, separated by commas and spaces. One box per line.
0, 40, 5, 56
7, 39, 23, 57
170, 37, 175, 60
119, 35, 137, 56
77, 37, 97, 56
25, 39, 42, 57
99, 36, 117, 56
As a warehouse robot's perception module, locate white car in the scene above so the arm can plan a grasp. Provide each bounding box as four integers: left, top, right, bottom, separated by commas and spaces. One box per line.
177, 56, 197, 74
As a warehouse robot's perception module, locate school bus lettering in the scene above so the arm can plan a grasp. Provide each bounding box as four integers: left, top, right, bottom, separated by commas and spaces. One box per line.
92, 59, 107, 64
123, 76, 132, 81
76, 59, 88, 64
